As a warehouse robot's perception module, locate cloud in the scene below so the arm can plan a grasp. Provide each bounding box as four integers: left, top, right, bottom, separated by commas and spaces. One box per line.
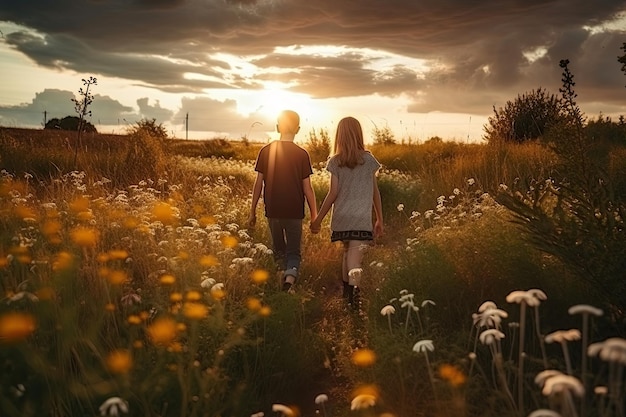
0, 0, 625, 123
173, 96, 274, 136
0, 88, 136, 128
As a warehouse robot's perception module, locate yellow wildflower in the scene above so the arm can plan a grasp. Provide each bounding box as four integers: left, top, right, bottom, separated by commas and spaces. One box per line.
147, 317, 177, 346
199, 254, 219, 267
0, 312, 36, 343
351, 348, 377, 367
105, 349, 133, 374
160, 274, 176, 285
185, 290, 202, 301
221, 235, 238, 249
170, 292, 183, 303
70, 226, 99, 248
127, 315, 142, 325
69, 196, 90, 213
251, 269, 269, 284
439, 364, 467, 387
52, 251, 74, 271
259, 306, 271, 317
107, 270, 128, 285
151, 201, 176, 225
183, 302, 209, 320
246, 297, 262, 311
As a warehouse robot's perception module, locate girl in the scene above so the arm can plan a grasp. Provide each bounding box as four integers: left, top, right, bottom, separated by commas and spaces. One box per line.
310, 116, 383, 310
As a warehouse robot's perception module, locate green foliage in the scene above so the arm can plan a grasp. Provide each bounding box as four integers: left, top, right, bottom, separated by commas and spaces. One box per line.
496, 59, 626, 315
484, 87, 564, 143
44, 116, 97, 133
304, 128, 331, 164
372, 125, 396, 145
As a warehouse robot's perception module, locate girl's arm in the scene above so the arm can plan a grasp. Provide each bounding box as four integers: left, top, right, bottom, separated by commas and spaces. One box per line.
372, 176, 384, 237
310, 173, 338, 233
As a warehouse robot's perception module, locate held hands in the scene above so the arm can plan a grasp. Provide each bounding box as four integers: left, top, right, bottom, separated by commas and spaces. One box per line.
310, 215, 321, 234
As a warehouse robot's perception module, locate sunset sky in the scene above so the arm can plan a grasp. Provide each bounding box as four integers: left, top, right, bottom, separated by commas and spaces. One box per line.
1, 0, 625, 143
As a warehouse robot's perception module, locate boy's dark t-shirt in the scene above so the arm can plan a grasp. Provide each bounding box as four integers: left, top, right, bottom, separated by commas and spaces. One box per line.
255, 140, 313, 219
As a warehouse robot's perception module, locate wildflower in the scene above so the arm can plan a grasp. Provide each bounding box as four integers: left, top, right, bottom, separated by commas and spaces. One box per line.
221, 235, 238, 249
271, 404, 295, 416
105, 303, 116, 312
527, 410, 563, 417
159, 274, 176, 285
251, 269, 269, 284
479, 329, 505, 345
439, 363, 466, 387
541, 374, 584, 397
170, 292, 183, 302
107, 270, 128, 285
259, 306, 271, 316
421, 299, 435, 307
545, 329, 581, 344
108, 250, 129, 261
467, 178, 475, 186
350, 394, 376, 411
396, 204, 404, 212
351, 348, 376, 367
121, 292, 141, 306
106, 349, 133, 374
246, 297, 262, 311
185, 290, 202, 301
201, 277, 216, 288
199, 255, 219, 267
7, 291, 39, 303
69, 196, 90, 213
70, 226, 99, 248
210, 283, 226, 300
412, 339, 434, 353
127, 315, 142, 325
183, 302, 209, 320
568, 304, 603, 317
314, 393, 328, 404
0, 312, 36, 343
151, 201, 177, 225
99, 397, 129, 417
147, 317, 177, 346
380, 304, 395, 332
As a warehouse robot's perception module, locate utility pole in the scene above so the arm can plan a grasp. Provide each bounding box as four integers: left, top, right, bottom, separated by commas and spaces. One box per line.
43, 110, 47, 127
185, 113, 189, 140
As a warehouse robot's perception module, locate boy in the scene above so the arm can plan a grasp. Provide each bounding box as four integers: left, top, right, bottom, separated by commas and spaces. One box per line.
247, 110, 317, 291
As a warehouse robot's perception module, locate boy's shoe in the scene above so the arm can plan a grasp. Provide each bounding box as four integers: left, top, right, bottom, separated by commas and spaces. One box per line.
282, 270, 296, 292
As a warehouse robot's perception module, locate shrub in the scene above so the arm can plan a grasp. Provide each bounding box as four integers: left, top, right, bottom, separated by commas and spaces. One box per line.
484, 87, 564, 143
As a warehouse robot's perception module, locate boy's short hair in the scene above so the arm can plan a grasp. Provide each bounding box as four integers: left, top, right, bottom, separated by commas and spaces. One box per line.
277, 110, 300, 134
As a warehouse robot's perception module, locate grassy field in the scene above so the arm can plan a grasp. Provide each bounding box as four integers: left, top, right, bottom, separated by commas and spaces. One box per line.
0, 127, 625, 417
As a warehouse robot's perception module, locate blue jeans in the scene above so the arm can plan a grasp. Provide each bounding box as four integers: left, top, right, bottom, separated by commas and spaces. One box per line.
268, 218, 302, 279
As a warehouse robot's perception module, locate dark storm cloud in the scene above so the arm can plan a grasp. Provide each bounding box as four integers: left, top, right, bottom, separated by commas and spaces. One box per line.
1, 0, 625, 117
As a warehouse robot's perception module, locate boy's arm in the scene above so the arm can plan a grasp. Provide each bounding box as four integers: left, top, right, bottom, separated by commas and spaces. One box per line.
302, 176, 317, 220
247, 172, 264, 227
310, 174, 338, 233
373, 176, 384, 238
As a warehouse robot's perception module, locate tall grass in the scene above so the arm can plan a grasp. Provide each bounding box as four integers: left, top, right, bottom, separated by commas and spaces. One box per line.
1, 127, 625, 417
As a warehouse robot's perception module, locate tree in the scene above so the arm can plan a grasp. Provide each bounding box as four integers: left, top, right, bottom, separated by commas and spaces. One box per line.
44, 116, 97, 133
483, 88, 565, 143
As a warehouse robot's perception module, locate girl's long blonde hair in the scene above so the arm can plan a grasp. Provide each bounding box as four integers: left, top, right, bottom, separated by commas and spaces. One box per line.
333, 116, 365, 168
